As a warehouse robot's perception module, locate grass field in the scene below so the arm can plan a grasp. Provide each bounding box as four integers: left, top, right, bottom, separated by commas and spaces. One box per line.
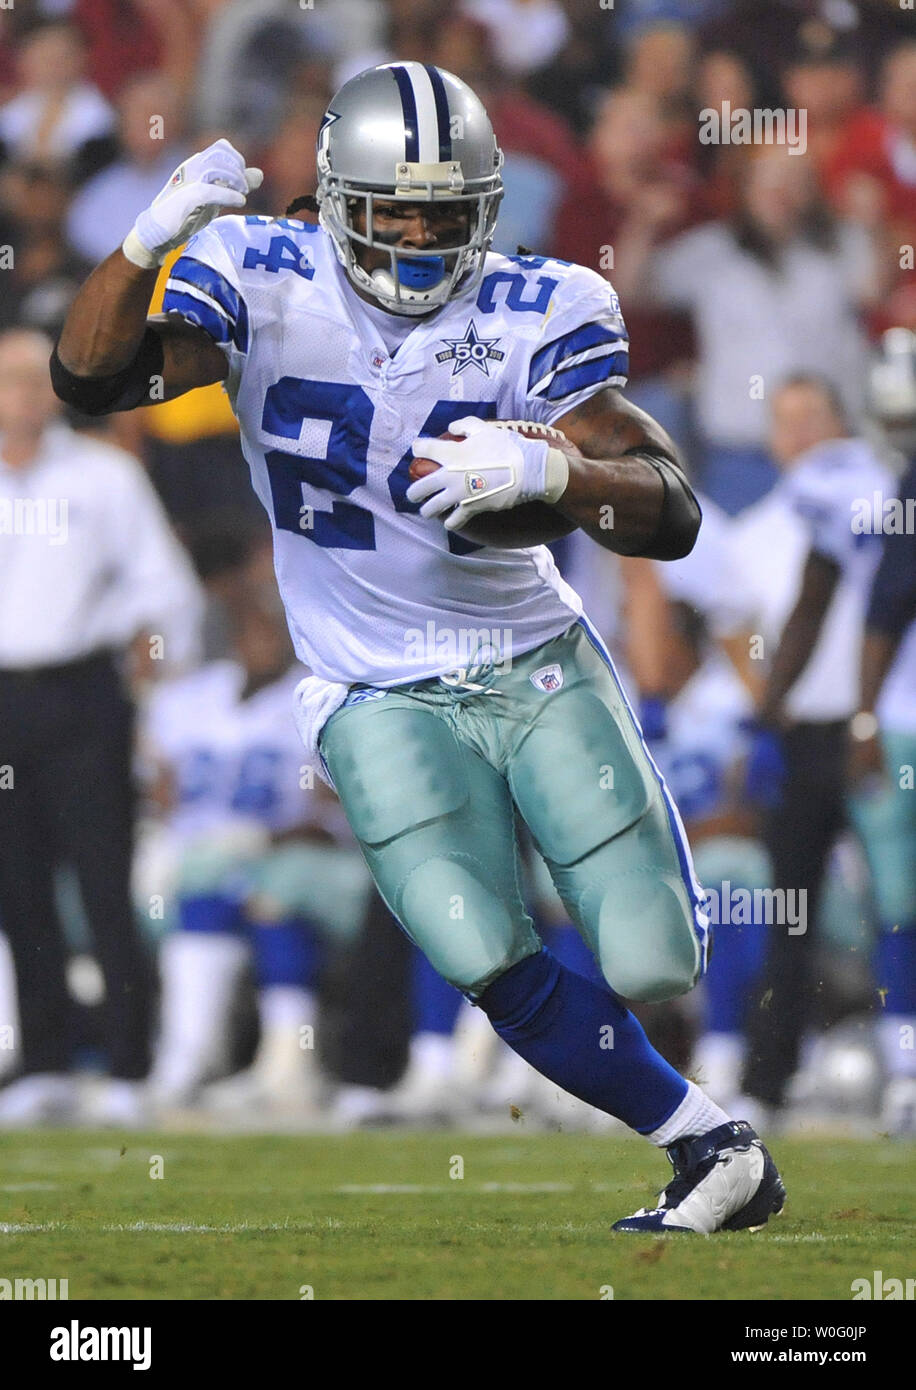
0, 1129, 911, 1300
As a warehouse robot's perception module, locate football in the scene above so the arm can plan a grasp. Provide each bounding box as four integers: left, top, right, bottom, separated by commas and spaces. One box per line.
408, 420, 580, 548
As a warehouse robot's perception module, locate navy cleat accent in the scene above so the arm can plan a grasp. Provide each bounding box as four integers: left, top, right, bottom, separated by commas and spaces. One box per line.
612, 1119, 787, 1234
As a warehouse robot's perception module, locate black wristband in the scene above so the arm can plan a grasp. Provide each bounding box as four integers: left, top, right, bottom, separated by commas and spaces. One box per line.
50, 327, 165, 417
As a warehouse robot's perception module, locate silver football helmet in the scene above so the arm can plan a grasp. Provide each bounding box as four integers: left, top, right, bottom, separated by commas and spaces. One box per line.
316, 62, 504, 316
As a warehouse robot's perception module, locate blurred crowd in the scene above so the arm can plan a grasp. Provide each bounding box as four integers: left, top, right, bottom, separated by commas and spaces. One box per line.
0, 0, 914, 1135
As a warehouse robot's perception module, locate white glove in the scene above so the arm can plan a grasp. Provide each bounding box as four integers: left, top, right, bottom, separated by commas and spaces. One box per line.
406, 417, 569, 531
122, 138, 264, 269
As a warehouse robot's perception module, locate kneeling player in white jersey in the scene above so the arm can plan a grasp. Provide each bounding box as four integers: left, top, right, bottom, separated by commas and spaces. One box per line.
142, 544, 369, 1116
53, 62, 784, 1231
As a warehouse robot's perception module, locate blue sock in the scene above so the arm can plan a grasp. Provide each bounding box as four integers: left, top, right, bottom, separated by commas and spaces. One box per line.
875, 928, 916, 1014
704, 894, 767, 1034
541, 923, 603, 984
179, 894, 245, 935
249, 917, 322, 989
478, 947, 687, 1133
412, 946, 463, 1035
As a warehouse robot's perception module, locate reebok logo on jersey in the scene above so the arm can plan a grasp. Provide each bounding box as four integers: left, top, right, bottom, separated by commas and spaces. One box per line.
530, 664, 563, 693
436, 320, 504, 376
344, 686, 389, 706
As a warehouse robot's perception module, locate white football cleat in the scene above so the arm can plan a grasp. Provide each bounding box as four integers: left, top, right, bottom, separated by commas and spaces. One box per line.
613, 1120, 786, 1233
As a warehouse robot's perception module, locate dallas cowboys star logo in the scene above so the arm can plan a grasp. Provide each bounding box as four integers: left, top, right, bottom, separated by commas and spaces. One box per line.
436, 321, 505, 377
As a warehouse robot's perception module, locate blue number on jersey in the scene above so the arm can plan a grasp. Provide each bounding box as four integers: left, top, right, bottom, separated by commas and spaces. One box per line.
263, 378, 376, 549
264, 378, 498, 551
389, 398, 499, 556
243, 233, 315, 281
231, 747, 283, 816
179, 748, 219, 805
477, 265, 561, 316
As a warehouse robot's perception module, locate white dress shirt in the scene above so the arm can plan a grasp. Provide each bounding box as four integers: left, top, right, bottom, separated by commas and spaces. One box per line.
0, 422, 203, 671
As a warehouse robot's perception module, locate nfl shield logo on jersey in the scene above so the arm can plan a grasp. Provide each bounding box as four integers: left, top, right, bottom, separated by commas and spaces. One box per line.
530, 664, 563, 693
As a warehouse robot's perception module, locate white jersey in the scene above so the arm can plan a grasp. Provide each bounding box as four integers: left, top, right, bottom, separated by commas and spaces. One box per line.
783, 437, 893, 586
717, 438, 896, 723
788, 438, 916, 734
144, 661, 318, 839
162, 217, 629, 686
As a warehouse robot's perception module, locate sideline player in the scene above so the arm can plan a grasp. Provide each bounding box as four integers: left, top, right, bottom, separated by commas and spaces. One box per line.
52, 63, 785, 1231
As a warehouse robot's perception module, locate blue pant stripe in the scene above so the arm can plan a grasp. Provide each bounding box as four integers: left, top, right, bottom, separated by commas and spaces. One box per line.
576, 616, 709, 960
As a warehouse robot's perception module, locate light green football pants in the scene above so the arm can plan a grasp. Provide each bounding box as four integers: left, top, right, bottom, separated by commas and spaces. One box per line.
319, 620, 708, 1000
848, 729, 916, 929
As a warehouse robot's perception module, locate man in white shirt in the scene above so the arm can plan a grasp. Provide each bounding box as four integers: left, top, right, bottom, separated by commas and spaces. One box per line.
0, 328, 203, 1126
722, 374, 896, 1120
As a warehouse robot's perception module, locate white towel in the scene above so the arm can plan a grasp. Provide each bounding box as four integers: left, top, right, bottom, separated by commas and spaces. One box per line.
292, 674, 350, 787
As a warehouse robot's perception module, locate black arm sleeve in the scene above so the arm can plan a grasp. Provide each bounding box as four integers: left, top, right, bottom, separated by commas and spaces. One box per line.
49, 327, 165, 417
626, 451, 702, 561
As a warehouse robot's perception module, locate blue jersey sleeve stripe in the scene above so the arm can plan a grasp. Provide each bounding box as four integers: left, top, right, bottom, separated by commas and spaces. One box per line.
168, 257, 242, 325
161, 288, 232, 345
541, 350, 629, 402
233, 296, 249, 353
528, 320, 629, 393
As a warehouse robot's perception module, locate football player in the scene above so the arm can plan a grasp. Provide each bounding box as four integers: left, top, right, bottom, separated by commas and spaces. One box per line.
143, 546, 369, 1115
52, 63, 785, 1231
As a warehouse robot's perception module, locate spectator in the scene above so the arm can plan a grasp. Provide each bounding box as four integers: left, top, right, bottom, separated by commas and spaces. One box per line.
193, 0, 351, 143
0, 20, 115, 175
551, 87, 701, 442
0, 328, 203, 1127
0, 160, 94, 338
826, 39, 916, 332
66, 74, 190, 266
619, 0, 730, 38
699, 0, 912, 102
779, 35, 866, 178
617, 147, 879, 513
461, 0, 569, 80
74, 0, 200, 107
522, 0, 619, 137
622, 20, 697, 140
692, 47, 759, 219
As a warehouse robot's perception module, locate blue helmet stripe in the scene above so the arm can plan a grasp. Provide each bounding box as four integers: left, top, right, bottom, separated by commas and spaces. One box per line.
423, 64, 452, 161
391, 64, 420, 162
